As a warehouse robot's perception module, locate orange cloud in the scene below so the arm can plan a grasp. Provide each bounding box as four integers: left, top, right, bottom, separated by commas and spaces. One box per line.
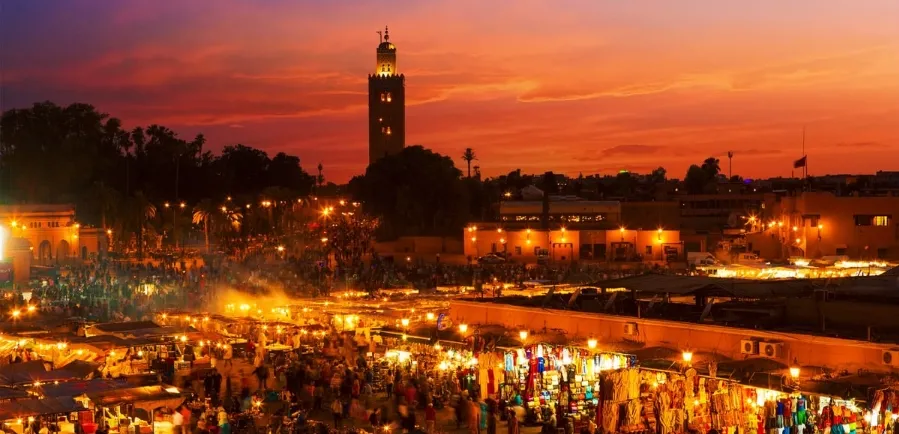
2, 1, 898, 181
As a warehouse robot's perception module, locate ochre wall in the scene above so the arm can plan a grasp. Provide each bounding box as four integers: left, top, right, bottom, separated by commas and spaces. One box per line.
449, 300, 899, 373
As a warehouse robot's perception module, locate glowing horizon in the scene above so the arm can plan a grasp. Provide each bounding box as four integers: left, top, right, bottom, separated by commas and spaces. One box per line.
1, 1, 897, 182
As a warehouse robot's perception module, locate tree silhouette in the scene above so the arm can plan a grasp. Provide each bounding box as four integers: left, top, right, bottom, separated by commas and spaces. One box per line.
461, 148, 477, 178
685, 165, 706, 194
350, 145, 468, 239
192, 199, 216, 253
123, 191, 157, 260
1, 102, 315, 239
701, 157, 721, 181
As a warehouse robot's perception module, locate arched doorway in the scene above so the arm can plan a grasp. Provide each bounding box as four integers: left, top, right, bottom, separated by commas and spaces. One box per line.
38, 240, 52, 265
56, 240, 70, 262
81, 246, 88, 260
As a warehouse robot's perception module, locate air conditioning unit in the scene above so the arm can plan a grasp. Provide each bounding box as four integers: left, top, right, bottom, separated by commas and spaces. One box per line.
759, 342, 783, 359
623, 323, 638, 336
882, 350, 899, 366
740, 340, 759, 355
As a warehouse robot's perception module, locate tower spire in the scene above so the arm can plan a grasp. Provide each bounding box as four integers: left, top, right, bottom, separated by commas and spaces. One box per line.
384, 25, 389, 41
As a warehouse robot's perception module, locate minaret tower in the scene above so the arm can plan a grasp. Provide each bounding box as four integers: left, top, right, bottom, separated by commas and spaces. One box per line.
368, 26, 405, 165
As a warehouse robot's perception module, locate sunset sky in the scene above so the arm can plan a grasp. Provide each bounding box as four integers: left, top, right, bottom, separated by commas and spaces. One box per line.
2, 1, 898, 182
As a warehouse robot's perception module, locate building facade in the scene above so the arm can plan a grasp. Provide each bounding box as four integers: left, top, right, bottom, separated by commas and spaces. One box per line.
0, 204, 108, 282
499, 198, 622, 226
368, 26, 405, 165
464, 226, 681, 263
747, 191, 899, 260
468, 197, 683, 263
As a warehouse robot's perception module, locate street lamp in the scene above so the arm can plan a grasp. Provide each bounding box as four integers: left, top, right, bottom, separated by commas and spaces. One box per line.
519, 330, 528, 341
682, 350, 693, 364
587, 338, 598, 350
458, 324, 468, 334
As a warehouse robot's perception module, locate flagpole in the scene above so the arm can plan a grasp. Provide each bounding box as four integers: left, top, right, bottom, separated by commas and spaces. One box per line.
802, 127, 807, 180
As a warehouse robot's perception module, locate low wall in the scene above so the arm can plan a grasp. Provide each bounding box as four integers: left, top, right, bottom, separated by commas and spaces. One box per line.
449, 300, 899, 373
374, 236, 463, 255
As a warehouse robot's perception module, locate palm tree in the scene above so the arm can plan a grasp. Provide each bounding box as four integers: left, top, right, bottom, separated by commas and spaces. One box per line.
90, 181, 119, 230
119, 130, 134, 197
192, 199, 216, 253
125, 191, 157, 260
461, 148, 477, 178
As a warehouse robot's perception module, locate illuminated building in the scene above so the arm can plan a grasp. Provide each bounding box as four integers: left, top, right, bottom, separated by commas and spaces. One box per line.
748, 191, 899, 260
0, 204, 108, 282
464, 226, 681, 263
465, 191, 684, 263
368, 26, 405, 165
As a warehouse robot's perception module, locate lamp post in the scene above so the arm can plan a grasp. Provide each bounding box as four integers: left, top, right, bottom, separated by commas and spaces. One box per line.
164, 202, 186, 248
789, 358, 801, 388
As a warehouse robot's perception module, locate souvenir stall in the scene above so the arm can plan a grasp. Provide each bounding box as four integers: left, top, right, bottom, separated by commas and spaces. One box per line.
862, 387, 899, 434
632, 366, 871, 434
815, 395, 867, 434
632, 368, 749, 434
377, 337, 445, 376
503, 344, 636, 430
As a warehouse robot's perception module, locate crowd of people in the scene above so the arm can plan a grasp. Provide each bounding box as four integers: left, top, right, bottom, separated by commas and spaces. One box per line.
173, 323, 534, 434
0, 246, 637, 434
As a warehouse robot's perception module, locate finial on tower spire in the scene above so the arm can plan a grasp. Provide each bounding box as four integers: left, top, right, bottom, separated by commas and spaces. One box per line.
384, 25, 389, 41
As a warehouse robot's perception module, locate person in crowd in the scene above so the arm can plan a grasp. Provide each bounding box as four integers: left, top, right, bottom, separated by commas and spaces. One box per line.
425, 403, 437, 434
331, 397, 344, 428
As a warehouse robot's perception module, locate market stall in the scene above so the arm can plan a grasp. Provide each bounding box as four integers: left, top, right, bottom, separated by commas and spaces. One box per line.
501, 344, 636, 430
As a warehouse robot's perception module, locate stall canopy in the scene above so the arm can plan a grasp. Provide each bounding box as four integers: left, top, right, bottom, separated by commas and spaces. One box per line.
87, 385, 188, 413
0, 360, 99, 385
0, 397, 82, 420
42, 378, 152, 398
596, 274, 817, 299
86, 321, 163, 338
0, 387, 30, 400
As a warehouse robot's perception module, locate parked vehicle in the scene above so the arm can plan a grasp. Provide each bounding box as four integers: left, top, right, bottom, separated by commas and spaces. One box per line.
477, 254, 506, 264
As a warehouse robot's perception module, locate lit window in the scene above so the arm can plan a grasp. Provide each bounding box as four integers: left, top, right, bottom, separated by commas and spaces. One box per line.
874, 216, 890, 226
380, 93, 386, 102
386, 127, 392, 136
386, 93, 392, 103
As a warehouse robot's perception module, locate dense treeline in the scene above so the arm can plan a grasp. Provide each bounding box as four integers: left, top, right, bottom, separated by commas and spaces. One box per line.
0, 101, 756, 245
0, 102, 315, 226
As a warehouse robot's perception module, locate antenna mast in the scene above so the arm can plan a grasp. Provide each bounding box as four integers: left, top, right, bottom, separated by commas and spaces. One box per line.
377, 30, 383, 43
727, 151, 734, 180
